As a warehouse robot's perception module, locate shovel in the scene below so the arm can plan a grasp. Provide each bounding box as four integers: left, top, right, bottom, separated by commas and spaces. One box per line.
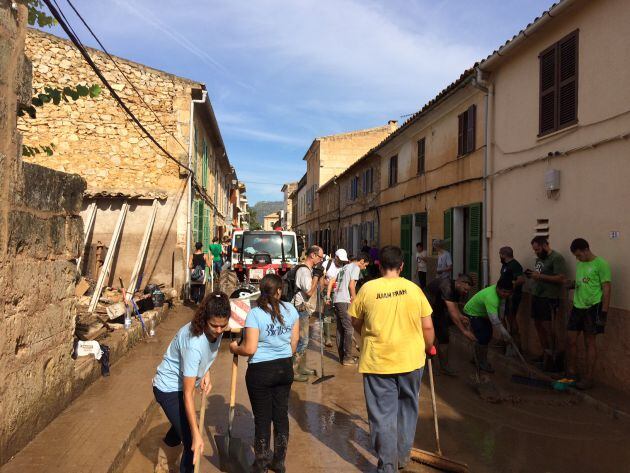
313, 290, 334, 385
193, 392, 208, 473
411, 351, 469, 473
214, 351, 249, 473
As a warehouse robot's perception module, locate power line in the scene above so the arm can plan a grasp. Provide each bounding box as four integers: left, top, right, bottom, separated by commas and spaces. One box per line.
63, 0, 188, 155
41, 0, 220, 209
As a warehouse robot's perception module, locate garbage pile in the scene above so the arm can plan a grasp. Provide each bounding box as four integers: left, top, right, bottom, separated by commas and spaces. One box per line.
74, 277, 177, 342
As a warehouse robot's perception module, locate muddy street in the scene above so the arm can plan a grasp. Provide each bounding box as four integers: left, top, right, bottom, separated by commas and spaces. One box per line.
124, 314, 630, 473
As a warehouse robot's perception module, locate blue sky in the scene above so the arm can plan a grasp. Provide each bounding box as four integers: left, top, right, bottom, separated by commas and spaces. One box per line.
43, 0, 554, 204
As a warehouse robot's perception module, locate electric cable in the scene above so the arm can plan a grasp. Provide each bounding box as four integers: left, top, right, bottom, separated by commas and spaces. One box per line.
41, 0, 223, 210
63, 0, 188, 155
42, 0, 192, 174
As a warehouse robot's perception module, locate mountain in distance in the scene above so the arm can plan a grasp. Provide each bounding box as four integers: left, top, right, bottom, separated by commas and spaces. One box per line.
250, 201, 283, 226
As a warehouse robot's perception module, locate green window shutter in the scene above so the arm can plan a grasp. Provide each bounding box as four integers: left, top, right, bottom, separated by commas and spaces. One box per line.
466, 203, 482, 286
415, 212, 427, 227
443, 209, 453, 254
203, 205, 210, 249
192, 199, 200, 244
400, 214, 412, 280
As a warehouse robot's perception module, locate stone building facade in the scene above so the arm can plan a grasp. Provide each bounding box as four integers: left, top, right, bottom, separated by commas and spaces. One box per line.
295, 123, 397, 245
318, 150, 381, 256
19, 29, 237, 292
280, 181, 297, 230
0, 2, 85, 463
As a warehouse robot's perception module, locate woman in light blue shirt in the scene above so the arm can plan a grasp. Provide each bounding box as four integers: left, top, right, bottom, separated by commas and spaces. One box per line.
153, 291, 230, 473
230, 274, 299, 473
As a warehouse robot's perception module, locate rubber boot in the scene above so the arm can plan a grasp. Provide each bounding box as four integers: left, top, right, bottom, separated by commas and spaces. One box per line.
252, 437, 272, 473
269, 434, 288, 473
437, 344, 457, 376
323, 321, 333, 347
297, 351, 316, 376
475, 344, 494, 373
292, 354, 308, 382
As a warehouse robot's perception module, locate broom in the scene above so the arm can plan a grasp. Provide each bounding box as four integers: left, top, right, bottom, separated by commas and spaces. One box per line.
411, 350, 469, 473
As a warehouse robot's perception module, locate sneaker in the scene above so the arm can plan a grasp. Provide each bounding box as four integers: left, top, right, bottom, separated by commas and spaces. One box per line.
324, 340, 333, 348
342, 357, 358, 366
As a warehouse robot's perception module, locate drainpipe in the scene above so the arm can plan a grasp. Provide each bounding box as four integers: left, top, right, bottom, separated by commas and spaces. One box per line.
186, 90, 208, 295
473, 69, 493, 287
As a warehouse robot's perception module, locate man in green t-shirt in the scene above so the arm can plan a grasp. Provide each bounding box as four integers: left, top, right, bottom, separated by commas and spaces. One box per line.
526, 236, 567, 365
567, 238, 611, 390
209, 237, 223, 276
463, 278, 513, 373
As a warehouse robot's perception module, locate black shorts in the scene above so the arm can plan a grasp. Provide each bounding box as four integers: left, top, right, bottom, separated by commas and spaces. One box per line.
504, 293, 522, 317
432, 309, 452, 344
568, 304, 605, 334
531, 296, 559, 321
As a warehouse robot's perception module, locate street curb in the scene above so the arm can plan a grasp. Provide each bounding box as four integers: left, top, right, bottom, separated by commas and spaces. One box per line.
449, 331, 630, 421
109, 401, 159, 473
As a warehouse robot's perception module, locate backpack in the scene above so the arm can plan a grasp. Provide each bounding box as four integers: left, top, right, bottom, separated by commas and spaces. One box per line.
281, 264, 308, 303
191, 265, 205, 282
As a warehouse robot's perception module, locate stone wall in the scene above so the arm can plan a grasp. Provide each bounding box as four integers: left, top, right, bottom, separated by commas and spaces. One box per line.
0, 1, 87, 463
18, 28, 199, 194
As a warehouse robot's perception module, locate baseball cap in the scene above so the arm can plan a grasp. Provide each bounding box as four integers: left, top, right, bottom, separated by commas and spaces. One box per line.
335, 249, 349, 262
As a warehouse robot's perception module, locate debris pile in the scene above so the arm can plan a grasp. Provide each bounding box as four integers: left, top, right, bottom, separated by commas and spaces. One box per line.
74, 276, 176, 342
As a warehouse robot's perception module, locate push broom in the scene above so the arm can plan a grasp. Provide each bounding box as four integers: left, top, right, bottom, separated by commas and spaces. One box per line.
411, 347, 469, 473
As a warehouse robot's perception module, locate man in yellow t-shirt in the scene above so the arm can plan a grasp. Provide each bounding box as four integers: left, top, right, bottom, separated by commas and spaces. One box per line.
349, 246, 435, 472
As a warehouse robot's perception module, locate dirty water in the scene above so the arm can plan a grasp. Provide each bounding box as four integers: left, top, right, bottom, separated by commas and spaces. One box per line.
124, 327, 630, 473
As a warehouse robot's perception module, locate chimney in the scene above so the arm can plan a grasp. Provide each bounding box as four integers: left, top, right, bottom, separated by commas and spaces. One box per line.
388, 120, 398, 129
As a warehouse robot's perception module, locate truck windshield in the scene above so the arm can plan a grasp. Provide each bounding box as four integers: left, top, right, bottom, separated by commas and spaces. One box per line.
243, 233, 284, 260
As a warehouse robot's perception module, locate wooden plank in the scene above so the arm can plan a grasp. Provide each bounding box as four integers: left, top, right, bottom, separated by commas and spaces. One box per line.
88, 202, 129, 313
76, 202, 97, 276
126, 199, 159, 301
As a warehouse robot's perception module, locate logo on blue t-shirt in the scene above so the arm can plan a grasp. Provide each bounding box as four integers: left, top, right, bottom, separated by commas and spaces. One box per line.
264, 323, 292, 337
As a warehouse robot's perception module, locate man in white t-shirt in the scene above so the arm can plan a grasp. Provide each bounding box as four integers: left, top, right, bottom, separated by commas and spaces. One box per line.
329, 252, 369, 365
434, 240, 453, 280
292, 245, 324, 381
416, 242, 427, 288
322, 249, 348, 347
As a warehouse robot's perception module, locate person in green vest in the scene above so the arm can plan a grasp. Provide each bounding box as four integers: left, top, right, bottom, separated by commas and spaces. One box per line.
209, 237, 223, 277
463, 277, 514, 373
566, 238, 611, 390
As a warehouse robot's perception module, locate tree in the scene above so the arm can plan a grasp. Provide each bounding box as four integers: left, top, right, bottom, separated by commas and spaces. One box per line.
246, 206, 262, 230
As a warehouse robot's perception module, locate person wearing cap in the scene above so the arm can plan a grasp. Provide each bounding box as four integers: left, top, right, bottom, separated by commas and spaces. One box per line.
328, 251, 369, 365
434, 240, 453, 280
322, 249, 348, 347
425, 274, 476, 375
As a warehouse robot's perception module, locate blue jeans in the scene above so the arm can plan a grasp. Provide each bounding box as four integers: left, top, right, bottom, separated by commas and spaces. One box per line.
153, 387, 194, 473
213, 260, 222, 276
363, 368, 424, 473
296, 310, 310, 354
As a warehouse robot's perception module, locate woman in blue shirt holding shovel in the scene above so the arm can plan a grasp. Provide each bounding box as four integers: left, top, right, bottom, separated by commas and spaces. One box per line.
153, 291, 231, 473
230, 274, 300, 473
